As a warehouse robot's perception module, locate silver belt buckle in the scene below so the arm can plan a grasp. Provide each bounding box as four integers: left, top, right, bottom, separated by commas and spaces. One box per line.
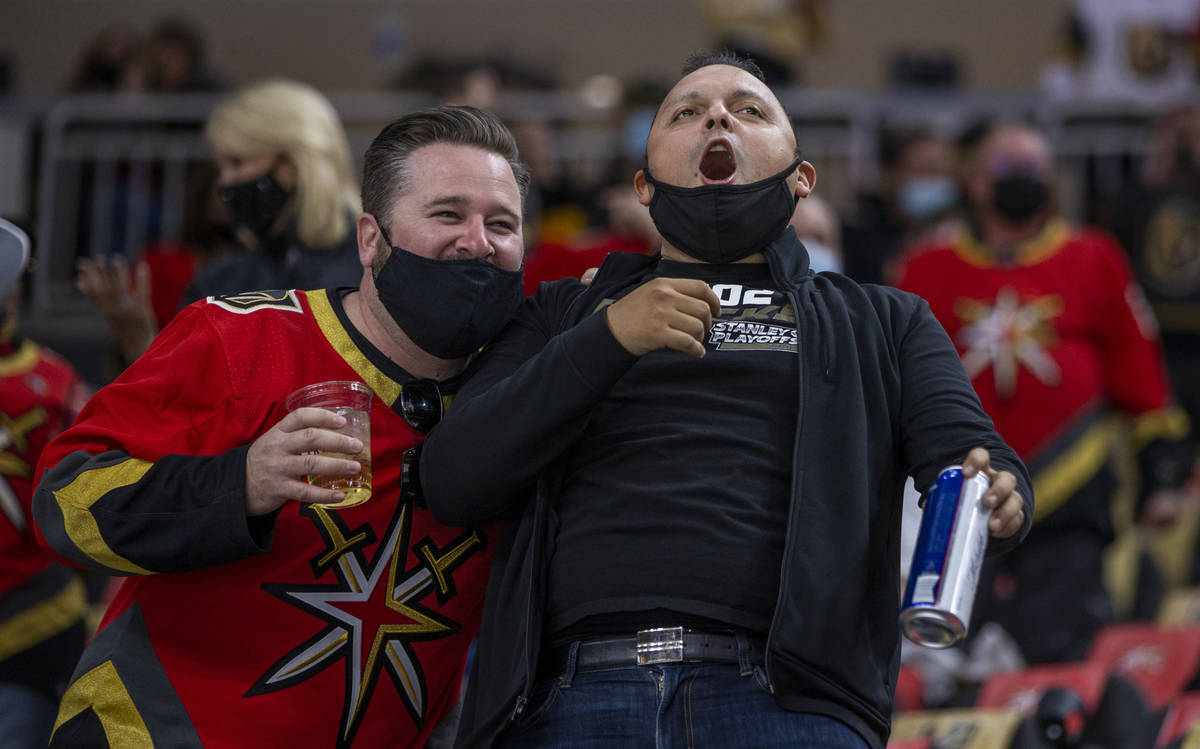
636, 626, 685, 665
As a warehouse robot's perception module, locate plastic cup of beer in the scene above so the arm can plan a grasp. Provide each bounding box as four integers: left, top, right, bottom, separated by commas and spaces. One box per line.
285, 380, 373, 509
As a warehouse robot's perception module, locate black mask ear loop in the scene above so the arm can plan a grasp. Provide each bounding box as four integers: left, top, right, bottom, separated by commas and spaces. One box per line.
375, 216, 395, 251
372, 217, 399, 278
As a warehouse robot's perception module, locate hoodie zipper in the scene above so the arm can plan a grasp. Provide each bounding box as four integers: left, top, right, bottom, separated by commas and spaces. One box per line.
762, 250, 809, 694
510, 480, 545, 724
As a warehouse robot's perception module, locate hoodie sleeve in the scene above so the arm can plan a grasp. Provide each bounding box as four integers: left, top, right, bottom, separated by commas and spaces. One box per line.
897, 298, 1035, 555
422, 280, 639, 527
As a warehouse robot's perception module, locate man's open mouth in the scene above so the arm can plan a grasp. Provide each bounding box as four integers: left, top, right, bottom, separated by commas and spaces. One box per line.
699, 142, 737, 184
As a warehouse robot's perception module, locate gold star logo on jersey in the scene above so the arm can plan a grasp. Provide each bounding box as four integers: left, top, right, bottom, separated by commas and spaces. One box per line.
248, 502, 484, 748
954, 287, 1063, 398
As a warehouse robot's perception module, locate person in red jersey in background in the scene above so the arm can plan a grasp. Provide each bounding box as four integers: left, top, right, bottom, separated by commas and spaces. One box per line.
0, 219, 90, 749
894, 121, 1195, 666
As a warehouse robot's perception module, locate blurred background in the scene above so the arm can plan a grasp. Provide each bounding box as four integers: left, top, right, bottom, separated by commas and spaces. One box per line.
5, 0, 1197, 384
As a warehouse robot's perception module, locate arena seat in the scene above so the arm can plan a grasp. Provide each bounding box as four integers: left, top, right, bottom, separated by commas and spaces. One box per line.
977, 660, 1158, 748
1085, 623, 1200, 711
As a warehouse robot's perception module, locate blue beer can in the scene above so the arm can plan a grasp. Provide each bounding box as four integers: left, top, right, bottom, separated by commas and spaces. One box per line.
900, 465, 992, 648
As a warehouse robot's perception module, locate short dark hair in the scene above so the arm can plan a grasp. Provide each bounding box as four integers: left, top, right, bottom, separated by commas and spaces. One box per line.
680, 50, 766, 83
361, 105, 531, 229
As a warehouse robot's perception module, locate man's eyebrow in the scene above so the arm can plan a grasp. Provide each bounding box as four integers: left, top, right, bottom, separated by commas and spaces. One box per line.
670, 90, 703, 105
425, 195, 520, 222
729, 87, 766, 103
424, 196, 468, 210
663, 87, 771, 109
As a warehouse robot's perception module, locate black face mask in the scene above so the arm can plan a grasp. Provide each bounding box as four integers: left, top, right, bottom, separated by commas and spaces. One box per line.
992, 175, 1048, 222
373, 221, 524, 359
643, 157, 801, 263
218, 170, 291, 243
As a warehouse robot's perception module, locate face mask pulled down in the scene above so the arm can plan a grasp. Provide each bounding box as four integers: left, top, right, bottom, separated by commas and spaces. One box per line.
644, 157, 801, 263
373, 223, 523, 360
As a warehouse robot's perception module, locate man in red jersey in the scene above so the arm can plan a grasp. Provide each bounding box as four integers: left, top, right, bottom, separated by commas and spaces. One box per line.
894, 122, 1194, 665
33, 106, 528, 749
0, 220, 90, 749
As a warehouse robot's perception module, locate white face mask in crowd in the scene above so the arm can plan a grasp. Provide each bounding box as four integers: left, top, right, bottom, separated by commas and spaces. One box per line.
802, 238, 842, 274
897, 176, 958, 221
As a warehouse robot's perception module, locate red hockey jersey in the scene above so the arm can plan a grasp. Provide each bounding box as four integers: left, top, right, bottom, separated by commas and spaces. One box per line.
0, 339, 88, 690
34, 288, 497, 749
894, 221, 1188, 520
1, 339, 87, 592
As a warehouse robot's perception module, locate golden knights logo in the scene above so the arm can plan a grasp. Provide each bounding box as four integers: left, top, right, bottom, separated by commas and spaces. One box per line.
1143, 196, 1200, 299
954, 287, 1063, 399
248, 501, 484, 747
207, 290, 302, 315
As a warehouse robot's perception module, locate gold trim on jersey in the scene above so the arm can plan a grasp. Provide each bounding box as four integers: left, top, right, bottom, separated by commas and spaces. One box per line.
1032, 416, 1121, 524
52, 459, 155, 575
52, 661, 153, 748
0, 339, 39, 377
0, 575, 85, 660
953, 219, 1072, 269
307, 289, 403, 406
1131, 406, 1190, 450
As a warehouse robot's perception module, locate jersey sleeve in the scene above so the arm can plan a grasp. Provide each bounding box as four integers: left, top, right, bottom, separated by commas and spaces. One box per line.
1090, 233, 1193, 498
32, 305, 279, 576
1093, 232, 1175, 415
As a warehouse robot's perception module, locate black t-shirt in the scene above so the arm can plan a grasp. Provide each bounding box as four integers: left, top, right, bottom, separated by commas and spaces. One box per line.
546, 259, 799, 641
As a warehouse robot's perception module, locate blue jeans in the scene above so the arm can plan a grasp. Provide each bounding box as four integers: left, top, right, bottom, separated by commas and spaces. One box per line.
0, 681, 58, 749
497, 642, 870, 749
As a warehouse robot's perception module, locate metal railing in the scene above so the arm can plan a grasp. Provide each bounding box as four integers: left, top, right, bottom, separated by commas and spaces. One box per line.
0, 87, 1177, 374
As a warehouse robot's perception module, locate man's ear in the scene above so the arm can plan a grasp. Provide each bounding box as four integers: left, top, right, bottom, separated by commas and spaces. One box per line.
793, 161, 817, 199
633, 170, 653, 207
356, 213, 384, 270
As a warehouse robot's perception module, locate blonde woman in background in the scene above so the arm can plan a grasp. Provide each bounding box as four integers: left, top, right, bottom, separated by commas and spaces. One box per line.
78, 79, 362, 365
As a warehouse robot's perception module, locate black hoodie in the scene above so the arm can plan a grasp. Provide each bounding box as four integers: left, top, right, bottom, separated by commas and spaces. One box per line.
422, 228, 1033, 749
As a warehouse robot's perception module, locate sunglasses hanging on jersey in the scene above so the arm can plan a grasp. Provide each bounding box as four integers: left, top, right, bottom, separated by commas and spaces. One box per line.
397, 379, 443, 509
397, 379, 443, 434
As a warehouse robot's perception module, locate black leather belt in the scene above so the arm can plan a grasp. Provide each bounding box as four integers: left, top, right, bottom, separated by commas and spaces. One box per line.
541, 627, 766, 677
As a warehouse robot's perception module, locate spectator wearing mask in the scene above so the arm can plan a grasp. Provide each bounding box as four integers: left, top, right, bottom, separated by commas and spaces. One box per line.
78, 80, 363, 365
789, 192, 842, 274
423, 51, 1030, 749
842, 128, 959, 285
894, 122, 1194, 664
34, 105, 527, 749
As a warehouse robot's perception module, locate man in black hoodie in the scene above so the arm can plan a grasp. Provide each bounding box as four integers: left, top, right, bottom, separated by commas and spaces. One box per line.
422, 51, 1033, 749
